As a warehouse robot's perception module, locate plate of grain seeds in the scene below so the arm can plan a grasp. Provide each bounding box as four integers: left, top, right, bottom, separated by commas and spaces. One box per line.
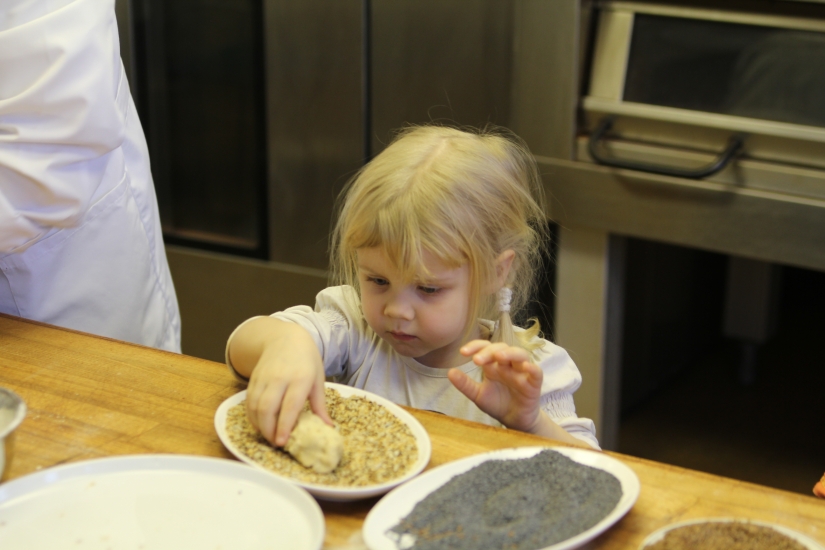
362, 446, 640, 550
638, 518, 824, 550
215, 383, 431, 501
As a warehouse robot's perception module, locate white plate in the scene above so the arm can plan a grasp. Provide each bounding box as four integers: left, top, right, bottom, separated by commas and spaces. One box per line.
215, 383, 432, 501
363, 446, 640, 550
639, 518, 825, 549
0, 454, 324, 550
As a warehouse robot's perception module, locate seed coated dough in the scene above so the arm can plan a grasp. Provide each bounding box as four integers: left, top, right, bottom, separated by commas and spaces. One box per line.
284, 410, 344, 473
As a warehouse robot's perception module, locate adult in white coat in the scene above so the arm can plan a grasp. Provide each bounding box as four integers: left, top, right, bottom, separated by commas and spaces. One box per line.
0, 0, 181, 352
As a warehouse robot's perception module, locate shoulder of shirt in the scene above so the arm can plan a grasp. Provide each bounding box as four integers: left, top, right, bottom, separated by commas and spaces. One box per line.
314, 285, 358, 304
312, 285, 363, 317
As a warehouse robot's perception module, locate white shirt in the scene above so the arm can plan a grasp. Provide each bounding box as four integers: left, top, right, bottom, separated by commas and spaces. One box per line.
0, 0, 180, 351
230, 286, 599, 448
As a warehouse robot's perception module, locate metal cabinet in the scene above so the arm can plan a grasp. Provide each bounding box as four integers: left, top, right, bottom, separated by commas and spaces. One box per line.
119, 0, 518, 359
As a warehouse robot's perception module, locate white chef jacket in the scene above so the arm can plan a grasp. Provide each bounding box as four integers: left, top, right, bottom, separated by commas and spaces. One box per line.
0, 0, 181, 352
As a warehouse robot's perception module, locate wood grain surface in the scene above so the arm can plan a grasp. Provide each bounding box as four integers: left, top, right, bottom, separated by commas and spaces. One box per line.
1, 313, 823, 549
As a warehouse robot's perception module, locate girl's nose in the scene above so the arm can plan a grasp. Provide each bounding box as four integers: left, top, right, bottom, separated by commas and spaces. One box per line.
384, 293, 414, 320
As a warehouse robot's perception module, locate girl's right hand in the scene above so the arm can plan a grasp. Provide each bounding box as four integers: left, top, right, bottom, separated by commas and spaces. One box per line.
229, 317, 331, 446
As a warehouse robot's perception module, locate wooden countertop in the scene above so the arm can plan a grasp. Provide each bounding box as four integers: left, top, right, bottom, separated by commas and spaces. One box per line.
1, 313, 823, 549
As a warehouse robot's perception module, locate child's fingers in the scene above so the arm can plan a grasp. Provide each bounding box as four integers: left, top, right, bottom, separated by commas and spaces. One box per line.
520, 361, 544, 388
510, 360, 543, 389
247, 381, 287, 445
496, 345, 531, 362
465, 342, 515, 366
511, 359, 542, 379
476, 347, 532, 371
460, 339, 491, 356
308, 376, 333, 426
274, 381, 314, 446
482, 359, 542, 396
487, 361, 525, 385
479, 362, 527, 396
447, 368, 482, 402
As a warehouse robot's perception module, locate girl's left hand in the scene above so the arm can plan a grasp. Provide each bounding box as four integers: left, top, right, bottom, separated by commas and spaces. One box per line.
448, 339, 543, 432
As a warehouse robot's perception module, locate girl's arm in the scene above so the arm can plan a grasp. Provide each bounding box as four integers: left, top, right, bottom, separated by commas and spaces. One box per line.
228, 317, 331, 446
448, 340, 595, 449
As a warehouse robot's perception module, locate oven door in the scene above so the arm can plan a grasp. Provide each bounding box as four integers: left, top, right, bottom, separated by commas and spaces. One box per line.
582, 3, 825, 179
567, 1, 825, 271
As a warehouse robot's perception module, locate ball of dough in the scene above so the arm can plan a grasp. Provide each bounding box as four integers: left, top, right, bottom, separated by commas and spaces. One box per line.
284, 410, 343, 473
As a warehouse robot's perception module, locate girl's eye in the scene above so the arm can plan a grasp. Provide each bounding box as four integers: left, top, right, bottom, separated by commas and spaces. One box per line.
418, 286, 440, 295
367, 276, 388, 286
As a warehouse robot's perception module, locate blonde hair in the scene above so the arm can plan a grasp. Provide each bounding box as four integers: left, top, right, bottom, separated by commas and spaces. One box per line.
330, 125, 549, 352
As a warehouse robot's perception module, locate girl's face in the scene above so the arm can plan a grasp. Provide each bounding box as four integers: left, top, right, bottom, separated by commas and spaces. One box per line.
356, 247, 479, 369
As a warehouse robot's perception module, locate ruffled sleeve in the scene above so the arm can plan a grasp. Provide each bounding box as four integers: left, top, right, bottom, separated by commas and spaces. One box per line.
532, 338, 600, 449
270, 286, 366, 379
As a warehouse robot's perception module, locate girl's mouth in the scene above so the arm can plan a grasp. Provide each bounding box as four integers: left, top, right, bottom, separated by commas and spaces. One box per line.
388, 331, 416, 342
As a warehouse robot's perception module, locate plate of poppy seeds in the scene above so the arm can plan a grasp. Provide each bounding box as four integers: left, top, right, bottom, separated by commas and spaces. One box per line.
362, 446, 640, 550
215, 383, 431, 501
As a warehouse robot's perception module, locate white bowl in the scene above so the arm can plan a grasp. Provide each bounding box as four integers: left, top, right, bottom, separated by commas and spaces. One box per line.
639, 518, 825, 550
363, 446, 641, 550
0, 454, 324, 549
215, 382, 432, 501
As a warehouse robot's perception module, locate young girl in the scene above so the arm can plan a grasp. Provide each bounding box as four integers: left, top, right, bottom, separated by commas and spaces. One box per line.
226, 125, 599, 449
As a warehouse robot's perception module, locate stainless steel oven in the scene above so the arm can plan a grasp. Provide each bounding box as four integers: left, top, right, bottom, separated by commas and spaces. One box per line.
117, 0, 515, 360
527, 0, 825, 448
584, 1, 825, 213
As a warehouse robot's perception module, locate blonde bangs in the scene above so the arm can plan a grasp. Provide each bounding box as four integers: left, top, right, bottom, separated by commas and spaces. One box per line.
339, 174, 469, 283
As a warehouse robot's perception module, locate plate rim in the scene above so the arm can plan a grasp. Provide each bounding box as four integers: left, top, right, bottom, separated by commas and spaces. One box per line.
215, 382, 432, 501
0, 453, 325, 550
638, 517, 825, 550
0, 387, 26, 438
362, 445, 641, 550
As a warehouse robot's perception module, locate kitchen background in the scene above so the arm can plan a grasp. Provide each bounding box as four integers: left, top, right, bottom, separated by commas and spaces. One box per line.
116, 0, 825, 496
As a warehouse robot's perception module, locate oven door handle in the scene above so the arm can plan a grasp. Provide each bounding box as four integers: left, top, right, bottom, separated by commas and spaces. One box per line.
588, 116, 745, 179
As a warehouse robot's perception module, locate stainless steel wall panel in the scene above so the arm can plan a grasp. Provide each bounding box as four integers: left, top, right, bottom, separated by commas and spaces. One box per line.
166, 247, 327, 361
264, 0, 364, 269
511, 0, 582, 160
371, 0, 513, 152
133, 0, 267, 253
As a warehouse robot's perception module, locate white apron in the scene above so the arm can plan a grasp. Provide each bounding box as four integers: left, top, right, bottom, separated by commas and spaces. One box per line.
0, 0, 181, 352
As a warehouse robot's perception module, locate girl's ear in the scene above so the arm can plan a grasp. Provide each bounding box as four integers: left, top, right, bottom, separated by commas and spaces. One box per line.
494, 249, 516, 289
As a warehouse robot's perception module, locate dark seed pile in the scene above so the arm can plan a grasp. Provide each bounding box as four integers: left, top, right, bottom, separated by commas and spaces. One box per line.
388, 449, 623, 550
643, 521, 808, 550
